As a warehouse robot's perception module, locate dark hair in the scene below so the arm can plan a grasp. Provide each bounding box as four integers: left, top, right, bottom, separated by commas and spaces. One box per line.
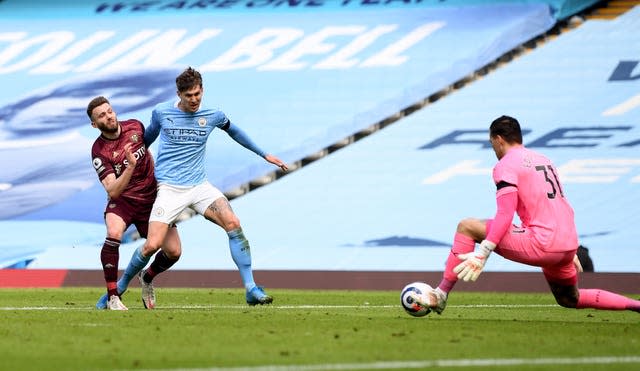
577, 245, 594, 272
490, 115, 523, 144
87, 96, 109, 119
176, 67, 202, 93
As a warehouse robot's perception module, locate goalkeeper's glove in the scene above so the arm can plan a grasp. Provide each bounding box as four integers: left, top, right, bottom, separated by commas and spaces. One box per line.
453, 240, 496, 282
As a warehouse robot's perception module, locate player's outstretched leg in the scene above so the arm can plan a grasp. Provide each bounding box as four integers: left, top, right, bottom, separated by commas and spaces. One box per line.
227, 228, 274, 305
411, 286, 448, 314
577, 289, 640, 312
121, 246, 152, 289
246, 285, 273, 306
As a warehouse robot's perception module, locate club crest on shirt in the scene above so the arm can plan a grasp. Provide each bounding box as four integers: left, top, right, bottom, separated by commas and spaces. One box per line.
114, 164, 122, 176
154, 207, 165, 217
130, 134, 139, 143
198, 117, 207, 127
112, 151, 119, 158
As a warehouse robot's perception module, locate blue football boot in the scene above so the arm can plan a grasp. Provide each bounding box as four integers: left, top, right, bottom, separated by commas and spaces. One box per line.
245, 286, 273, 306
95, 292, 109, 310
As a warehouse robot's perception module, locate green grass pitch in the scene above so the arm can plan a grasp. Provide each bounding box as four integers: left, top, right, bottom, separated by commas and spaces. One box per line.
0, 287, 638, 370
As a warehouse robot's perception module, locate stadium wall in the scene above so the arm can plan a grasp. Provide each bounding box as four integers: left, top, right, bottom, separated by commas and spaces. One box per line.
1, 269, 638, 294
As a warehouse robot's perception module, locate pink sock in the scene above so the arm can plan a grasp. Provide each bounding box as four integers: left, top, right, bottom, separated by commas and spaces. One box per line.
438, 233, 476, 293
577, 289, 640, 312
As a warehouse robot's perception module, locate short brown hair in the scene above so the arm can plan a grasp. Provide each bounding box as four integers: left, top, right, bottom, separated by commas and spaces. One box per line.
87, 96, 109, 120
175, 67, 202, 93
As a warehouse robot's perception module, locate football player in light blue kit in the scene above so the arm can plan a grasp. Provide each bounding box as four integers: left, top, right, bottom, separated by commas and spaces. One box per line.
141, 67, 288, 306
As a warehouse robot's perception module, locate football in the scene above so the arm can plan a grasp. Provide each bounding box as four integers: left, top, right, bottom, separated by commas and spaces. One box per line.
400, 281, 433, 317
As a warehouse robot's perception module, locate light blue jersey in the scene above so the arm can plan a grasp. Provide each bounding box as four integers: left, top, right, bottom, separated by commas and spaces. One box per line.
145, 100, 266, 186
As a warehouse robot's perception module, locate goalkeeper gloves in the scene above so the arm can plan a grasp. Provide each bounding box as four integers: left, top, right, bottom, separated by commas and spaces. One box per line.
453, 240, 496, 282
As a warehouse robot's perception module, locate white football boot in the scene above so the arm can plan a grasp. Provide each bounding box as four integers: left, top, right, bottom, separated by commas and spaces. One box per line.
107, 295, 128, 311
138, 270, 156, 309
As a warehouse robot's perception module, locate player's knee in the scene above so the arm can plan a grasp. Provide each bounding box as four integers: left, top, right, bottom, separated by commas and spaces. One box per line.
165, 250, 181, 260
105, 228, 123, 240
163, 245, 182, 260
550, 284, 579, 308
141, 241, 162, 256
456, 219, 469, 233
456, 218, 478, 235
223, 217, 241, 231
554, 295, 578, 308
456, 218, 486, 242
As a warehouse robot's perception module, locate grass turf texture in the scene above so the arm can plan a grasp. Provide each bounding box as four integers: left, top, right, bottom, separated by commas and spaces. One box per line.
0, 288, 638, 370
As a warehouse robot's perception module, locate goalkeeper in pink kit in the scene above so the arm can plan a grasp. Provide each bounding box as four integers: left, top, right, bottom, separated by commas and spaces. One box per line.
414, 115, 640, 314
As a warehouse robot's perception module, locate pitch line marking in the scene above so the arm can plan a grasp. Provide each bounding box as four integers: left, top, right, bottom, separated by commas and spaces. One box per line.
144, 356, 640, 370
0, 304, 558, 311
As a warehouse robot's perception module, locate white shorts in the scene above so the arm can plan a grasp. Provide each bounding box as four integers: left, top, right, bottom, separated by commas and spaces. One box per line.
149, 181, 225, 224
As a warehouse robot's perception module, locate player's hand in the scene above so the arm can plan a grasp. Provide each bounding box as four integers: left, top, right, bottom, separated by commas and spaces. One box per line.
453, 240, 496, 282
124, 142, 137, 168
265, 154, 288, 172
454, 253, 487, 282
573, 254, 583, 273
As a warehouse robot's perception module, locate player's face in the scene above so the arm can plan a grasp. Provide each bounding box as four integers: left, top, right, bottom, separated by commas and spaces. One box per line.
177, 85, 203, 113
91, 103, 119, 135
490, 135, 505, 160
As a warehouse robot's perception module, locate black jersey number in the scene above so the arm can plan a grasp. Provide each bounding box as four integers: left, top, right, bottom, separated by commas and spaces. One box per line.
535, 165, 564, 199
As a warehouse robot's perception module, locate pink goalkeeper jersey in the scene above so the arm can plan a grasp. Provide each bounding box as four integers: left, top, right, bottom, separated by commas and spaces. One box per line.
493, 146, 578, 252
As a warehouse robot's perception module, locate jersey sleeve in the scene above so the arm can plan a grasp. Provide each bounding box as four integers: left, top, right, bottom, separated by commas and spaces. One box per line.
91, 145, 114, 182
485, 191, 518, 245
493, 160, 518, 198
493, 161, 517, 185
215, 111, 230, 129
224, 122, 267, 158
144, 108, 161, 147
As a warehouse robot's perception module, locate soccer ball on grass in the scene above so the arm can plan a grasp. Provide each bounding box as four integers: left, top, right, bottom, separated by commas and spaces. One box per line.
400, 281, 433, 317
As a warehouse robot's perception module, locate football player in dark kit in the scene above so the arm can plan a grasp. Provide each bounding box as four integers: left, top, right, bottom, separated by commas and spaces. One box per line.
89, 96, 181, 310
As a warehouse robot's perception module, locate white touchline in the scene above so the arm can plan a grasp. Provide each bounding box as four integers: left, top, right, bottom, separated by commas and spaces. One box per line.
0, 304, 559, 311
147, 356, 640, 371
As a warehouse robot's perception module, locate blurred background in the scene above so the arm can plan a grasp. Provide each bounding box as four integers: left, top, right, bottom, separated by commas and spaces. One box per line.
0, 0, 638, 286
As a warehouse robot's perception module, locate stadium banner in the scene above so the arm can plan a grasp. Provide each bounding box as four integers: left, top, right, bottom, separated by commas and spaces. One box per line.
0, 0, 598, 19
0, 3, 557, 269
162, 8, 640, 273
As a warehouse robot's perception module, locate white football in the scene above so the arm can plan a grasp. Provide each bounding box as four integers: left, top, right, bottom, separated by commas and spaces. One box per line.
400, 281, 433, 317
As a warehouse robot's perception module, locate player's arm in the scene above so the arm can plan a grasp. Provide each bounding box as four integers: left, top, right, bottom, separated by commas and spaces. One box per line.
454, 182, 517, 282
222, 121, 288, 171
144, 110, 161, 147
101, 143, 138, 199
485, 181, 518, 245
